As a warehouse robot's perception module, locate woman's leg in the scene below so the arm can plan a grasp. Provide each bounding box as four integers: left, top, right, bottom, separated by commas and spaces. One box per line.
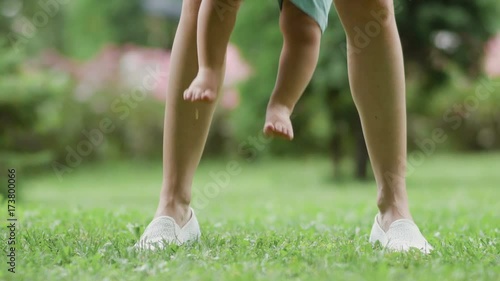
334, 0, 411, 231
264, 0, 322, 140
184, 0, 243, 102
155, 0, 219, 226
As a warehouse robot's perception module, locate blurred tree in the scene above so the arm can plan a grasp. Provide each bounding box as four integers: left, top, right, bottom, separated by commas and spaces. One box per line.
1, 0, 499, 186
0, 38, 75, 199
54, 0, 178, 59
232, 0, 500, 179
62, 0, 149, 58
396, 1, 500, 153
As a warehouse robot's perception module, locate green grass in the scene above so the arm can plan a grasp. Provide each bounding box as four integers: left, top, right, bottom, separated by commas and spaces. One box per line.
2, 154, 499, 281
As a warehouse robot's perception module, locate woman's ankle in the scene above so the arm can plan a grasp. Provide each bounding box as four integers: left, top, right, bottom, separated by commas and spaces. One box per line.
377, 189, 412, 225
155, 201, 191, 227
155, 185, 192, 226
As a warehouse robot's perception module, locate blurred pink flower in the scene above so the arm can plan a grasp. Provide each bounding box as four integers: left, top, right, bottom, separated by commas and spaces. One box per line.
124, 44, 251, 106
36, 43, 252, 110
221, 88, 240, 110
224, 45, 252, 87
484, 34, 500, 77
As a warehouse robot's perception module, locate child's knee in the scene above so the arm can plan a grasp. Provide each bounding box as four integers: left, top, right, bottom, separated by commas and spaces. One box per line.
281, 10, 321, 47
334, 0, 394, 26
283, 23, 321, 47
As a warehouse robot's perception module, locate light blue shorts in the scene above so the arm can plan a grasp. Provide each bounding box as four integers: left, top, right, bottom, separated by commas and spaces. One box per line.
278, 0, 332, 33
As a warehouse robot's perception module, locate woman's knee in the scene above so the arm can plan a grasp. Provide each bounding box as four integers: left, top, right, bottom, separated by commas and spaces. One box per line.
334, 0, 394, 25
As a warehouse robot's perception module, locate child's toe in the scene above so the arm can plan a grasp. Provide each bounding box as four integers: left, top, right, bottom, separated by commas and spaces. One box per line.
275, 123, 282, 133
201, 90, 213, 101
183, 89, 191, 100
263, 123, 274, 135
281, 126, 287, 134
281, 125, 287, 135
193, 88, 203, 100
284, 128, 290, 137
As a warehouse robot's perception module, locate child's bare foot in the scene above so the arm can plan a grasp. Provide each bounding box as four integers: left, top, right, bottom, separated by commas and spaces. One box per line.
184, 68, 220, 103
264, 103, 294, 140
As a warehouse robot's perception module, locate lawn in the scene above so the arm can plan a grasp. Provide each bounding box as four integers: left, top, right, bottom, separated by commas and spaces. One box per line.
2, 154, 499, 281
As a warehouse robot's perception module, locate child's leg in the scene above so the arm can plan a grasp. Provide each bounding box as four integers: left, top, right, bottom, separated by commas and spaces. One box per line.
334, 0, 412, 231
264, 0, 322, 140
184, 0, 242, 103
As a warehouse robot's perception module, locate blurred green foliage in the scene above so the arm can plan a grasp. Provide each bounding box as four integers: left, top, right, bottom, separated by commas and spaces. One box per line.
231, 0, 500, 160
62, 0, 148, 59
0, 0, 499, 196
61, 0, 178, 59
0, 38, 74, 197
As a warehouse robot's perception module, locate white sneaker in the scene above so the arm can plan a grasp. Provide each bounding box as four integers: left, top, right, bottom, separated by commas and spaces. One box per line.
369, 214, 433, 254
134, 208, 201, 250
